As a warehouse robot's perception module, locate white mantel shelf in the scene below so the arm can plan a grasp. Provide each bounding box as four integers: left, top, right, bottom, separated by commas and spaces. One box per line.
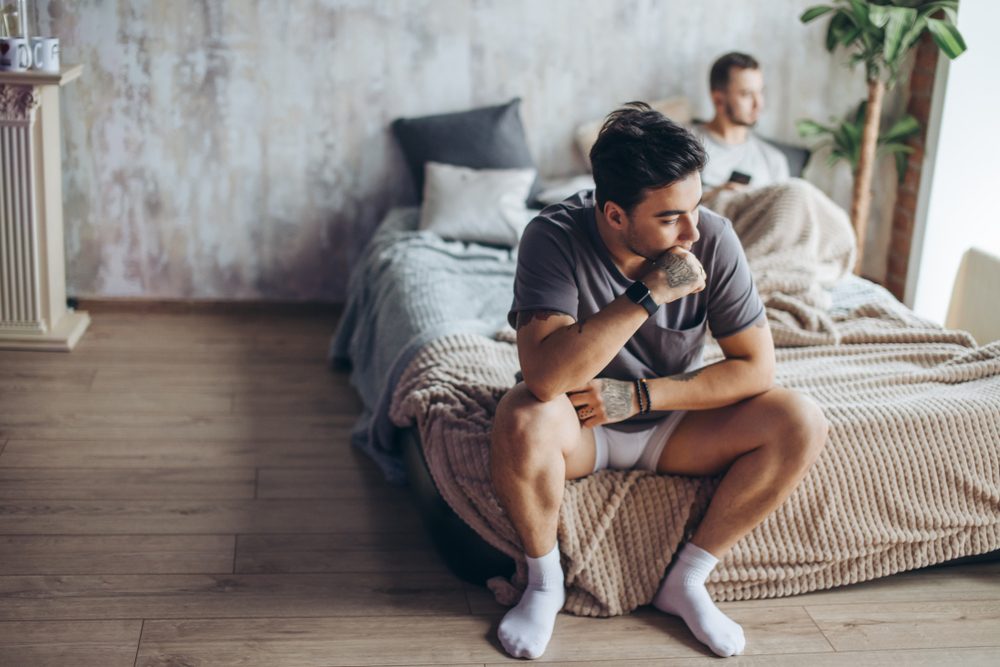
0, 63, 90, 351
0, 64, 83, 86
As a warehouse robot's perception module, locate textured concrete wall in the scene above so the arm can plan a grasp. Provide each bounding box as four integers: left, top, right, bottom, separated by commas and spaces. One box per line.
37, 0, 906, 301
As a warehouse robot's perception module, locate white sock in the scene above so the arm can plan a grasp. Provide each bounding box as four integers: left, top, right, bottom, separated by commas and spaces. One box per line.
653, 543, 746, 657
498, 544, 565, 659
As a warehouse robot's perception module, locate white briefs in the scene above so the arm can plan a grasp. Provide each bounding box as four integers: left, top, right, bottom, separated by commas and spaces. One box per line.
591, 410, 688, 473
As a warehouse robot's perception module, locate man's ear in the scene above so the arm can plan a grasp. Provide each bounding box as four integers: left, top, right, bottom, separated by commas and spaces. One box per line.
710, 88, 725, 112
603, 201, 628, 229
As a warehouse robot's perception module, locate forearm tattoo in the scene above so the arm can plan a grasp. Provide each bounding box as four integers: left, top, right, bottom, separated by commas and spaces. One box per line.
656, 254, 699, 288
668, 367, 705, 383
600, 379, 635, 420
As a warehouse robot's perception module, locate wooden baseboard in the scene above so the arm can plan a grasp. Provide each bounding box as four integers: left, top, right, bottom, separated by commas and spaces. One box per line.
71, 297, 344, 316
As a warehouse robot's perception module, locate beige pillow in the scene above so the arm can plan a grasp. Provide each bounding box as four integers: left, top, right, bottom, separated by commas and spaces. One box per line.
574, 97, 693, 171
419, 161, 536, 247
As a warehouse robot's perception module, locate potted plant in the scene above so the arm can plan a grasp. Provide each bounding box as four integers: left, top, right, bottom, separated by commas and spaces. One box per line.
797, 102, 920, 185
800, 0, 966, 272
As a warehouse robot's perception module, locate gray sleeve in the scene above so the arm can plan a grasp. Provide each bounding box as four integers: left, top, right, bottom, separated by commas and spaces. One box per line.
706, 220, 765, 339
507, 220, 579, 327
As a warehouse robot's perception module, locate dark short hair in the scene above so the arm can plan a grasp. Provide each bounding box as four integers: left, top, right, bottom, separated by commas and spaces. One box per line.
710, 52, 760, 92
589, 102, 707, 214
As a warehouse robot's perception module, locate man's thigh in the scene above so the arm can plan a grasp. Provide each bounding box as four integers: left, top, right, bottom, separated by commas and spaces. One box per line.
566, 427, 597, 480
654, 387, 801, 476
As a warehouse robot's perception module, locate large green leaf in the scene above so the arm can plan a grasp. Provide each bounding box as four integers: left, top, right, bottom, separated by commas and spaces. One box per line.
884, 7, 918, 66
879, 143, 918, 183
827, 10, 854, 51
852, 101, 868, 126
796, 119, 833, 138
917, 1, 959, 23
868, 5, 892, 28
801, 5, 834, 23
843, 121, 863, 164
894, 151, 910, 183
926, 17, 967, 59
847, 0, 871, 27
831, 124, 850, 154
899, 15, 928, 55
841, 24, 864, 47
878, 143, 916, 155
881, 114, 921, 142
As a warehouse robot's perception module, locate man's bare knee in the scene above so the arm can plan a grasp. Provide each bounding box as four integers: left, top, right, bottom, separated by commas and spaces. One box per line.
492, 383, 580, 466
769, 389, 829, 469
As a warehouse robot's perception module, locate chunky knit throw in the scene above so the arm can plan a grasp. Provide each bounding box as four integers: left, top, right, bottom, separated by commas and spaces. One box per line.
388, 181, 1000, 616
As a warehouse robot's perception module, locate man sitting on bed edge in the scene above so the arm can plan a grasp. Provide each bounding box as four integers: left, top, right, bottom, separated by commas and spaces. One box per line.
491, 102, 829, 659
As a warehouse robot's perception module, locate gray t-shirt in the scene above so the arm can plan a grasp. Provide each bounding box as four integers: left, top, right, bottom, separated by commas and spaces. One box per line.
690, 123, 790, 189
508, 189, 764, 428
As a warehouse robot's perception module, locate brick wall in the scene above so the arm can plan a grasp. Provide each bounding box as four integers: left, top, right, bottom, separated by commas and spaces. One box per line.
886, 34, 940, 301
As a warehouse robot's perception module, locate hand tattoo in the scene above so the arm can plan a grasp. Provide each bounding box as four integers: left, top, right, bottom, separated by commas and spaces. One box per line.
656, 254, 699, 288
599, 379, 635, 420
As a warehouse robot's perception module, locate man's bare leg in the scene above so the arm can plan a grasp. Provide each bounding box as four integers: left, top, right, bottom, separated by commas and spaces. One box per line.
653, 387, 829, 657
490, 383, 596, 659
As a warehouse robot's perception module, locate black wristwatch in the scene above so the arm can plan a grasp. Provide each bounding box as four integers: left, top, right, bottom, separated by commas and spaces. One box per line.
625, 280, 659, 316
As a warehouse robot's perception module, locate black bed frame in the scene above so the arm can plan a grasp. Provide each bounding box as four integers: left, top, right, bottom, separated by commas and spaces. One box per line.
399, 427, 514, 585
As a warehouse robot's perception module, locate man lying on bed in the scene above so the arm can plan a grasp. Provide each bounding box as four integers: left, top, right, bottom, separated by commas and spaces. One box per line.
491, 103, 829, 659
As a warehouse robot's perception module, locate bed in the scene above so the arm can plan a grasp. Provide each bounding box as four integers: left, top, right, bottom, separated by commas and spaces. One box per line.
329, 101, 1000, 618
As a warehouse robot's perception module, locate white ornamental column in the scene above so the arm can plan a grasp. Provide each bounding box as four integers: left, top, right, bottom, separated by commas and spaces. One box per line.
0, 66, 89, 351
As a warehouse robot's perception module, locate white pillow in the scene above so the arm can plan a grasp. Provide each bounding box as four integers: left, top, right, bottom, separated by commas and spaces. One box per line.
534, 174, 596, 207
574, 97, 693, 171
419, 161, 536, 246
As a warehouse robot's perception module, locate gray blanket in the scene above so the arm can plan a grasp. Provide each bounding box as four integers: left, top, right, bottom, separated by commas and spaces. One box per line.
328, 207, 520, 482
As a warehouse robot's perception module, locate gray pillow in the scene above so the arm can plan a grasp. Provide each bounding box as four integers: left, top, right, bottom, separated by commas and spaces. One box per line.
763, 137, 811, 178
391, 98, 542, 205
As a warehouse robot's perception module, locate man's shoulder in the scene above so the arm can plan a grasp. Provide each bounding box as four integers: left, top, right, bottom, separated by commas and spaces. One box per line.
696, 206, 744, 258
522, 190, 595, 241
697, 206, 733, 238
749, 131, 786, 160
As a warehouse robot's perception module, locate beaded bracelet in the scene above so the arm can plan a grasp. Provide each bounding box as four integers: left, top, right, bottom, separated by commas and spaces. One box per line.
638, 378, 651, 414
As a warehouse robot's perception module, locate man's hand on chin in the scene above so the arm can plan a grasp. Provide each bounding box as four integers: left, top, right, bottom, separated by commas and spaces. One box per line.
641, 247, 706, 305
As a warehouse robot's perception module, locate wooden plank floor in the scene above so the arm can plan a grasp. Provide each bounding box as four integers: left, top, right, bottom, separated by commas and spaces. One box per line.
0, 307, 997, 666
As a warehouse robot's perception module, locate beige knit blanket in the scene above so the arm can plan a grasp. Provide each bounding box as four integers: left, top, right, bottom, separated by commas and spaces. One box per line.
388, 182, 1000, 616
708, 178, 858, 346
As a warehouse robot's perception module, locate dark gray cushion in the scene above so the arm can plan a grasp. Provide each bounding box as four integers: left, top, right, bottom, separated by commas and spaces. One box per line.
392, 98, 542, 205
763, 137, 811, 178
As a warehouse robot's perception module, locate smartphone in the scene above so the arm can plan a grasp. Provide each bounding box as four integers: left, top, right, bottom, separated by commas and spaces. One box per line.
728, 170, 752, 185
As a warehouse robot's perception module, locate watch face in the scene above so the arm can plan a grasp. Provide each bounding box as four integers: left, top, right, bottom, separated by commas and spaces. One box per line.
627, 281, 650, 302
626, 281, 658, 316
